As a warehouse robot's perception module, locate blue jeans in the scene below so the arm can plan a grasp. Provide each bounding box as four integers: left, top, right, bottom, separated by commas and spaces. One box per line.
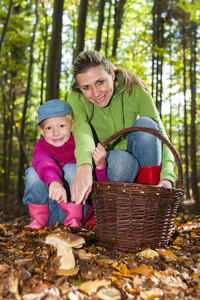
106, 117, 162, 182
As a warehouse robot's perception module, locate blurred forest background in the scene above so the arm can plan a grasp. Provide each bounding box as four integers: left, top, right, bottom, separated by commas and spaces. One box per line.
0, 0, 199, 215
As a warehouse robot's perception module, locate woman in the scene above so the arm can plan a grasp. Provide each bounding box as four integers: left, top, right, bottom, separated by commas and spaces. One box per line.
67, 50, 176, 205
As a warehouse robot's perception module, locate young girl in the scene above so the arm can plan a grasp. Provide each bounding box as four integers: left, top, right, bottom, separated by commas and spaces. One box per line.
23, 99, 107, 229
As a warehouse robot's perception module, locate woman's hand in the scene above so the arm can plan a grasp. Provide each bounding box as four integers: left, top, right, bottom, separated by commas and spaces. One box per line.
49, 181, 67, 203
70, 164, 93, 205
157, 179, 173, 189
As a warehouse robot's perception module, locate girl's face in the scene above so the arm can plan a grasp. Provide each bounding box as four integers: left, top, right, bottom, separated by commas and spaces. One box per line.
38, 115, 74, 147
76, 66, 115, 108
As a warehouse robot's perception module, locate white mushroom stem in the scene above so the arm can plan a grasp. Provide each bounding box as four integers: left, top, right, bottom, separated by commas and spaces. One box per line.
45, 232, 85, 270
57, 244, 75, 270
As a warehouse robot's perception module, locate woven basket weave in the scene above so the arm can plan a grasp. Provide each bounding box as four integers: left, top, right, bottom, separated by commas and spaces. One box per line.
90, 127, 184, 252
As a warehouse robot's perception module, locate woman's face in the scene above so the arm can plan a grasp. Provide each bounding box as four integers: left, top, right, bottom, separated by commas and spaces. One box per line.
76, 66, 115, 108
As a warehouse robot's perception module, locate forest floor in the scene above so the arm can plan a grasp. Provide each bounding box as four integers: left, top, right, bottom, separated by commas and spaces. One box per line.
0, 203, 200, 300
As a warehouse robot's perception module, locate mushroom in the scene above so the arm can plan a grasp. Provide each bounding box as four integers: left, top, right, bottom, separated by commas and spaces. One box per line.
45, 232, 85, 270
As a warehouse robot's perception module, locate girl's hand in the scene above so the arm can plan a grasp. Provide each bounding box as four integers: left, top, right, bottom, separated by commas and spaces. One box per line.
157, 179, 173, 189
92, 143, 106, 169
49, 181, 67, 203
70, 164, 93, 205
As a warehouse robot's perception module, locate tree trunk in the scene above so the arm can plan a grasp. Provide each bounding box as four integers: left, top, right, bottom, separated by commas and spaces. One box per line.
17, 0, 39, 200
95, 0, 105, 51
6, 87, 15, 207
151, 0, 169, 117
168, 39, 172, 141
73, 0, 89, 61
105, 0, 112, 57
151, 2, 156, 98
2, 95, 9, 206
189, 21, 199, 206
1, 78, 28, 203
46, 0, 64, 100
2, 92, 14, 209
40, 2, 48, 105
0, 0, 14, 55
183, 24, 190, 200
154, 0, 165, 116
112, 0, 126, 57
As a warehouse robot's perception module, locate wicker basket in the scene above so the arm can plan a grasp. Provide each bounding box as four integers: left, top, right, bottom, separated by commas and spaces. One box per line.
91, 127, 184, 252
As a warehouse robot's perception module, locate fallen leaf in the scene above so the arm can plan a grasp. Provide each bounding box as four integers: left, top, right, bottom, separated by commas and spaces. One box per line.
133, 275, 147, 289
0, 240, 13, 249
190, 232, 198, 239
73, 280, 85, 286
173, 236, 183, 245
78, 279, 111, 294
156, 249, 178, 262
136, 248, 159, 259
154, 269, 187, 289
56, 266, 80, 277
130, 264, 154, 277
96, 286, 121, 300
67, 290, 84, 300
112, 263, 129, 275
170, 245, 182, 250
98, 258, 116, 268
24, 251, 35, 258
112, 263, 136, 278
37, 229, 48, 235
140, 288, 163, 299
2, 277, 21, 300
178, 255, 193, 267
123, 281, 140, 293
0, 263, 10, 276
22, 287, 60, 300
78, 249, 97, 260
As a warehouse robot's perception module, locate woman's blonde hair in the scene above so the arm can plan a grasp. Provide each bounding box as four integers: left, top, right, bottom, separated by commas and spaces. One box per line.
72, 50, 149, 95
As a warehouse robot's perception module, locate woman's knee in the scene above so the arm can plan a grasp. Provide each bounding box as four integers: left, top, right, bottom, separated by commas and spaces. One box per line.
127, 118, 162, 166
132, 117, 160, 131
106, 150, 140, 182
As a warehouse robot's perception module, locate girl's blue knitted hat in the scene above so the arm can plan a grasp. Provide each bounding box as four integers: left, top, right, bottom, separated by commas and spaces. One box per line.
36, 99, 72, 127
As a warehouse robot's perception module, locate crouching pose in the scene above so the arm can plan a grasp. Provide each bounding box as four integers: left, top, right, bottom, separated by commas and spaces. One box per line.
66, 50, 176, 206
23, 99, 107, 229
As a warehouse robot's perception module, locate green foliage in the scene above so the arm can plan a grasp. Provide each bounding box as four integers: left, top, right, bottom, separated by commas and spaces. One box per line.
177, 0, 200, 23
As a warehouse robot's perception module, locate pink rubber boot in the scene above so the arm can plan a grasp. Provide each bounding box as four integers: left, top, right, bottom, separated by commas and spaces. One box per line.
136, 165, 161, 185
59, 202, 86, 230
25, 203, 49, 229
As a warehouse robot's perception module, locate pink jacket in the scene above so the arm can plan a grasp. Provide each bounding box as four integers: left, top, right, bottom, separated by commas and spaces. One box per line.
32, 134, 107, 187
93, 161, 108, 182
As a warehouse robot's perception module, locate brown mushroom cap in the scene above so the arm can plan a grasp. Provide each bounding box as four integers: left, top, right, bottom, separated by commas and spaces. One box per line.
45, 232, 85, 249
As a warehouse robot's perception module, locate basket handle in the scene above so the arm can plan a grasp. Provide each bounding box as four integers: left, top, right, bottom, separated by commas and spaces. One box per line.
101, 126, 184, 190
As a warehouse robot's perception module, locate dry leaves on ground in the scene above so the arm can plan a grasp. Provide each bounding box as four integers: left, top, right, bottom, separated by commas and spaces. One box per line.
0, 211, 200, 299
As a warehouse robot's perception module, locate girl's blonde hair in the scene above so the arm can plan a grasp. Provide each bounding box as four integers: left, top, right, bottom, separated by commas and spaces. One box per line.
72, 50, 149, 95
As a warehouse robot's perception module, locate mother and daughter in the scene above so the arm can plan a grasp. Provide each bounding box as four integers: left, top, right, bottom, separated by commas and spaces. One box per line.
23, 50, 176, 229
